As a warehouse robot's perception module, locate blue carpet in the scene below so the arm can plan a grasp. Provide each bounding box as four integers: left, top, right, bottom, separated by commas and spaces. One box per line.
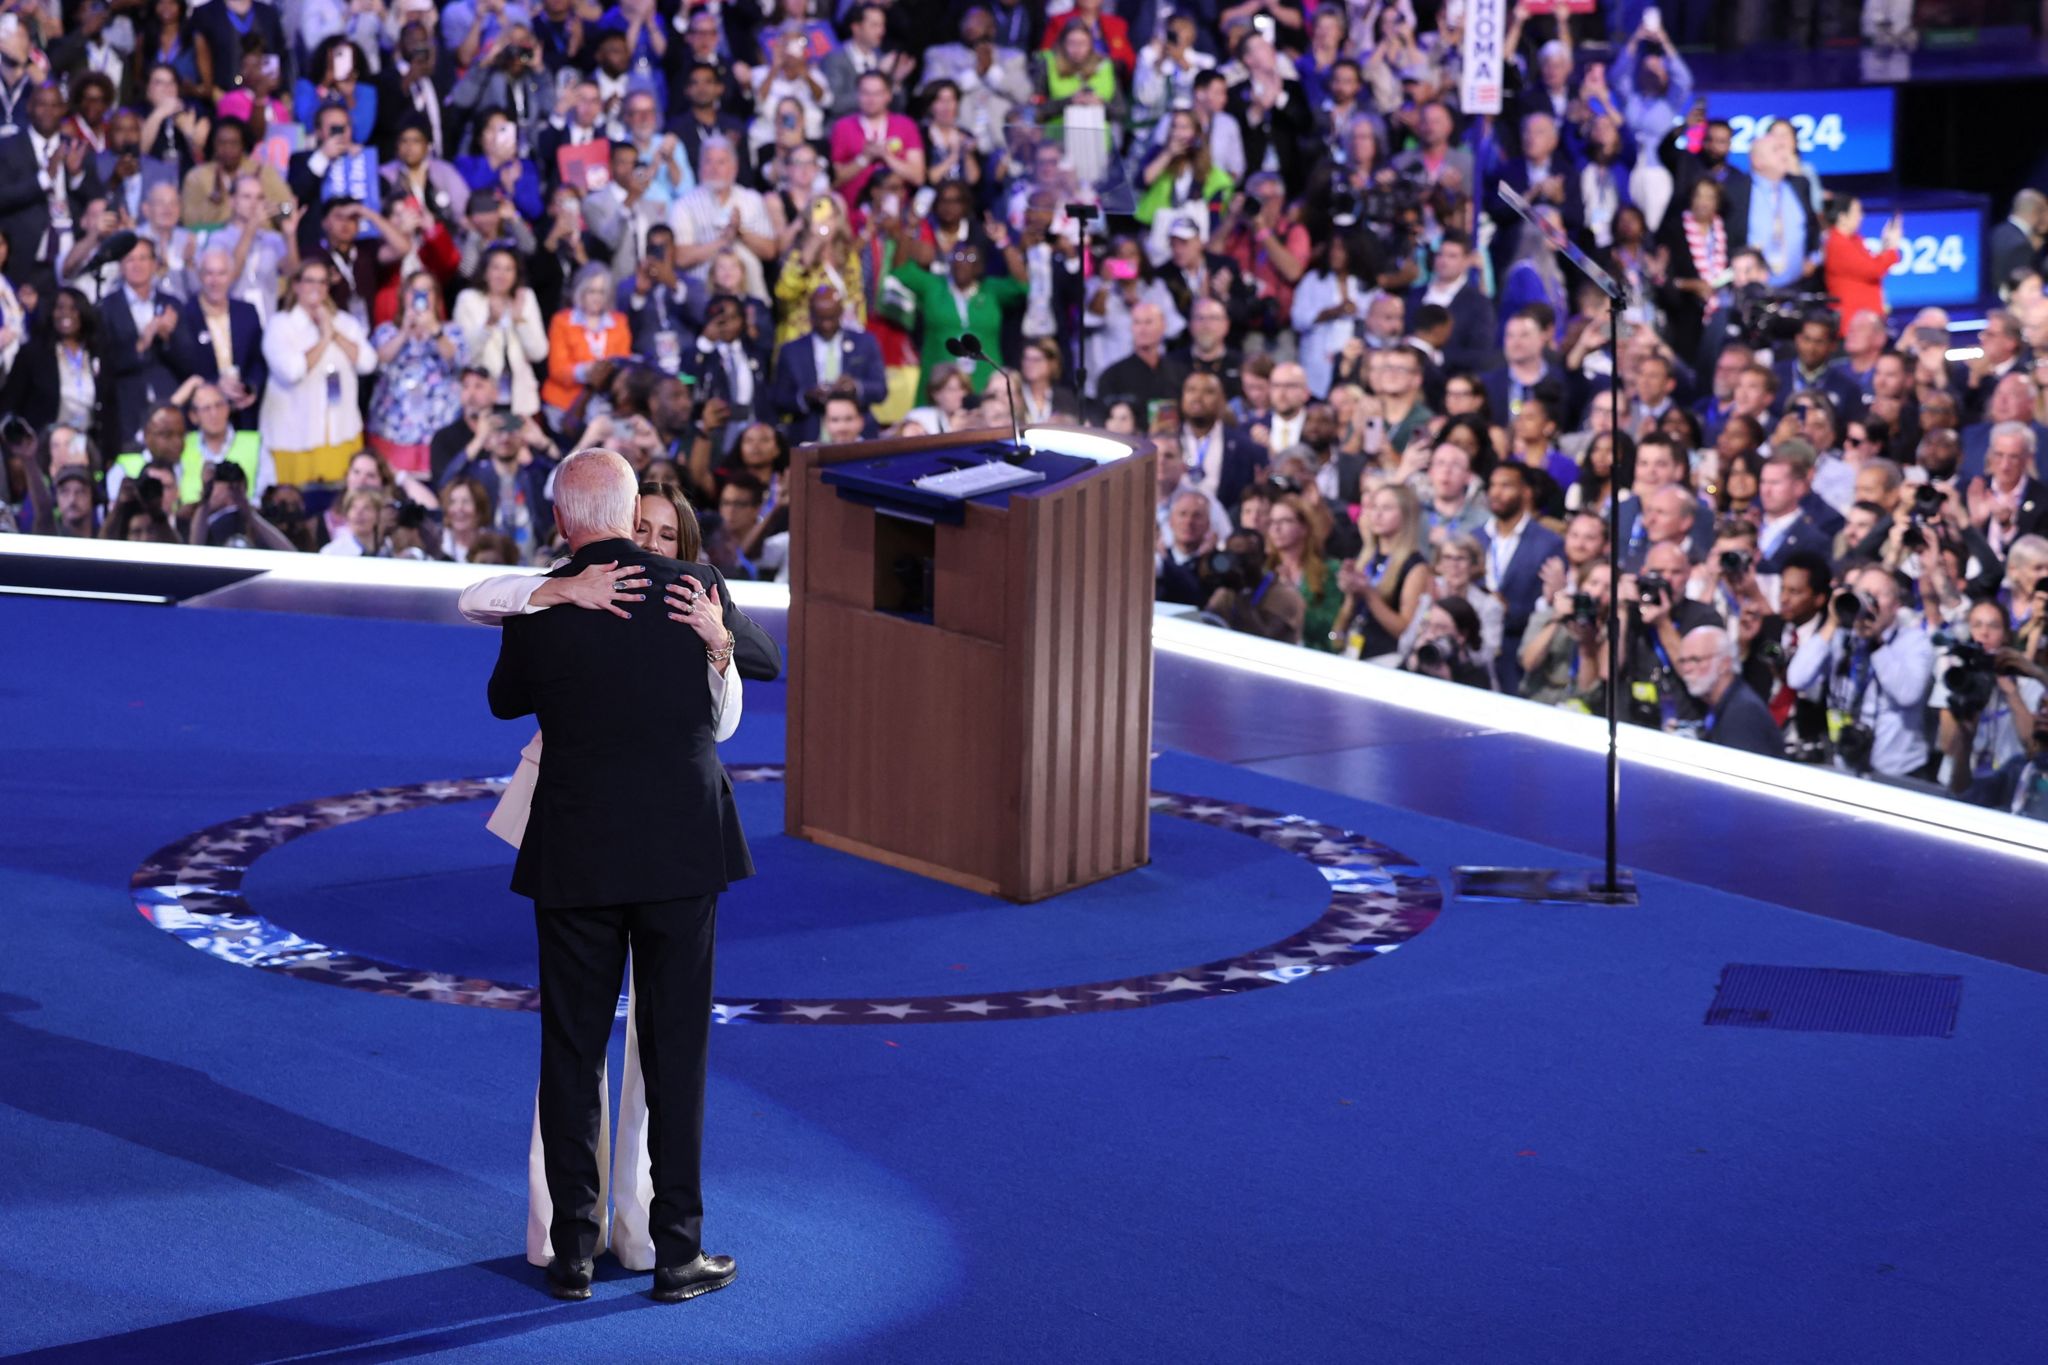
2, 598, 2046, 1364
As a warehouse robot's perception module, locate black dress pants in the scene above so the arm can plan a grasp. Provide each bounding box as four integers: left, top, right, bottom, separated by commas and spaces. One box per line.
534, 894, 718, 1268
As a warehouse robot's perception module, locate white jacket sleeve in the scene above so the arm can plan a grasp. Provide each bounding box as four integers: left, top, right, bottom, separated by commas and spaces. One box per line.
516, 291, 550, 362
459, 572, 547, 624
709, 665, 743, 742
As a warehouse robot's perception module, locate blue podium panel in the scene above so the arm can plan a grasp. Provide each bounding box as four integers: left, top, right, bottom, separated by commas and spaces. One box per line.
820, 444, 1101, 523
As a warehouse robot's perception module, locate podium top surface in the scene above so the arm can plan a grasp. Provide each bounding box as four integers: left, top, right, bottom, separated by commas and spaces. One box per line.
814, 426, 1146, 523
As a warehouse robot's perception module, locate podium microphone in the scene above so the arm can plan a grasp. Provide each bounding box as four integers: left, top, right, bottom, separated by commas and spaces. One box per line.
945, 333, 1029, 464
87, 229, 140, 274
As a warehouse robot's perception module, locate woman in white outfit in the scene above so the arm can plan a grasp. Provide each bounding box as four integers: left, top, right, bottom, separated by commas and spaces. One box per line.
459, 483, 742, 1273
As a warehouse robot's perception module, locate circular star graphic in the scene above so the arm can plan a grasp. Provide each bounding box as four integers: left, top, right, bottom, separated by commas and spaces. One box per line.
130, 765, 1442, 1024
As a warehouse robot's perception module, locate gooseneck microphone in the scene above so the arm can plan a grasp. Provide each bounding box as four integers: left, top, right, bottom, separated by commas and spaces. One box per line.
945, 333, 1029, 464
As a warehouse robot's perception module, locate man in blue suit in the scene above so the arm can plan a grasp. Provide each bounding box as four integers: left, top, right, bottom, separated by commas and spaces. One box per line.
1478, 461, 1567, 694
766, 287, 886, 444
168, 248, 268, 432
1754, 453, 1836, 574
1178, 371, 1267, 512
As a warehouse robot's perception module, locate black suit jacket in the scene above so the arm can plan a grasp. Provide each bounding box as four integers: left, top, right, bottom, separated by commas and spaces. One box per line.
99, 289, 184, 453
1707, 678, 1784, 757
1407, 280, 1497, 375
167, 299, 268, 430
0, 135, 105, 294
488, 538, 753, 909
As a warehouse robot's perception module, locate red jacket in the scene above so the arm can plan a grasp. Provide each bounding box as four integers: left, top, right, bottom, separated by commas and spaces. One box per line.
1823, 228, 1900, 334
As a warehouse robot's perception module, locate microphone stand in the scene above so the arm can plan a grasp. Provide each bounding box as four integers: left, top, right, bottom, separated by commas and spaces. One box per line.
947, 333, 1029, 463
1451, 184, 1636, 906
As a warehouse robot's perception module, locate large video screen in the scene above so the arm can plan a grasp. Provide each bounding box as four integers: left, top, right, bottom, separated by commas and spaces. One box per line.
1701, 87, 1897, 177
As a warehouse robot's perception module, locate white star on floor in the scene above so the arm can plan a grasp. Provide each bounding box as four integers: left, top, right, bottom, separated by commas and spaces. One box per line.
865, 1002, 921, 1018
711, 1002, 761, 1022
1261, 954, 1311, 971
1151, 975, 1210, 993
944, 1000, 997, 1015
1214, 965, 1268, 983
1091, 986, 1147, 1002
783, 1003, 840, 1021
339, 966, 396, 983
1301, 940, 1357, 957
1017, 993, 1072, 1010
472, 985, 529, 1005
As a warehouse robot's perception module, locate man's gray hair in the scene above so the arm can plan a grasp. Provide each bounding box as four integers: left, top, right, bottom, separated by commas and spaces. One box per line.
1685, 623, 1738, 668
554, 449, 638, 542
1169, 487, 1209, 514
1990, 419, 2038, 457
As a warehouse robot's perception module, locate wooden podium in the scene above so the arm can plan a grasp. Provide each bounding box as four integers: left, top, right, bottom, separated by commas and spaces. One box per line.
783, 426, 1155, 903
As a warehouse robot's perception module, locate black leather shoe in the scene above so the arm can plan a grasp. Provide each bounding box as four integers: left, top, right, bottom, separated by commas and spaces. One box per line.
545, 1258, 595, 1301
651, 1253, 737, 1303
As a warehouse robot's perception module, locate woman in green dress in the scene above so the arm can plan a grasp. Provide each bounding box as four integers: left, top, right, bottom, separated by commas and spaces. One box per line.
1268, 493, 1345, 653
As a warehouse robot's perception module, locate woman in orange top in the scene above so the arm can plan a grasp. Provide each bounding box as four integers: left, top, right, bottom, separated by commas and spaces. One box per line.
541, 263, 633, 421
1823, 197, 1903, 335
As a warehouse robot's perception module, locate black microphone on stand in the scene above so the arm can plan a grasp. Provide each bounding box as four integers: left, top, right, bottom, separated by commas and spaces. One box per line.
944, 333, 1028, 464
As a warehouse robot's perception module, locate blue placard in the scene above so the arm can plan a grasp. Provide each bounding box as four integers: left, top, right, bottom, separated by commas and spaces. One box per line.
1858, 205, 1985, 309
1702, 87, 1897, 177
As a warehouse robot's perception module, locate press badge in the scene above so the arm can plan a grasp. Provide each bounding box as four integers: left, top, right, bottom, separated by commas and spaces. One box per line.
1826, 708, 1852, 741
1631, 681, 1658, 706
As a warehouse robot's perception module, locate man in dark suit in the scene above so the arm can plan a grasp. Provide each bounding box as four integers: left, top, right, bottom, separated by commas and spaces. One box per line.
1407, 232, 1497, 375
1771, 316, 1862, 422
1489, 112, 1583, 263
99, 236, 184, 455
487, 449, 745, 1306
1477, 461, 1567, 694
1482, 308, 1576, 428
1177, 370, 1265, 511
0, 84, 105, 294
767, 286, 885, 444
1680, 623, 1784, 757
1988, 190, 2045, 295
168, 247, 267, 431
673, 61, 753, 185
95, 109, 179, 228
686, 296, 766, 456
1755, 453, 1837, 573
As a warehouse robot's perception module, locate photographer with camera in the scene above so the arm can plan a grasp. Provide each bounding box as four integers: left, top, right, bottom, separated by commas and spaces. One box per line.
1933, 600, 2043, 796
1199, 526, 1306, 645
100, 464, 181, 545
438, 406, 558, 563
1618, 541, 1722, 733
1518, 561, 1612, 712
1401, 597, 1494, 691
1787, 564, 1936, 778
184, 457, 295, 551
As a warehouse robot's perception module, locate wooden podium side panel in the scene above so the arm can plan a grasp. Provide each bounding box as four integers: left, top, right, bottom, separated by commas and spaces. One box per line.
1010, 459, 1154, 900
795, 601, 1009, 891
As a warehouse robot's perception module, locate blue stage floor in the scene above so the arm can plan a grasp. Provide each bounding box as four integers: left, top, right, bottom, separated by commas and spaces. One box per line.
2, 597, 2045, 1363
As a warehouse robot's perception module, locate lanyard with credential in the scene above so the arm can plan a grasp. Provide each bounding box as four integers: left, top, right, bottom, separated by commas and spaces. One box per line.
1648, 634, 1681, 728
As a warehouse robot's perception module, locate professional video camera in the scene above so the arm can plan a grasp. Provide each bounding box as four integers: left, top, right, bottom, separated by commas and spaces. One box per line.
1940, 639, 2000, 720
1735, 287, 1834, 351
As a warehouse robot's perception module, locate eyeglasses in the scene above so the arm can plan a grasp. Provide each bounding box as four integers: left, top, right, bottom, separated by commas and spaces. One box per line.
1674, 654, 1720, 667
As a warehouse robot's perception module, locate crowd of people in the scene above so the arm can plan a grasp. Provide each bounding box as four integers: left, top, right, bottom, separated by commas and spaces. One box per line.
0, 0, 2043, 815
